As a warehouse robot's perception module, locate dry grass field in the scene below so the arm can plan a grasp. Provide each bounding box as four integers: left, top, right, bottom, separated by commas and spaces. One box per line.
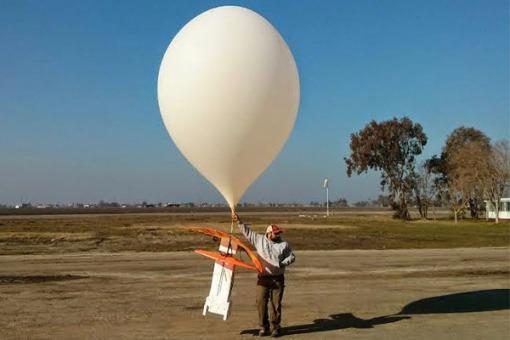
0, 210, 508, 255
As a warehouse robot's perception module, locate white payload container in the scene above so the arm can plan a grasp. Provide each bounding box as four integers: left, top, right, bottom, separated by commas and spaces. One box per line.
202, 237, 238, 320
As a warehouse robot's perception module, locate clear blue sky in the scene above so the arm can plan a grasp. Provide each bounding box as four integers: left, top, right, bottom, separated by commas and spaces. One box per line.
1, 0, 508, 205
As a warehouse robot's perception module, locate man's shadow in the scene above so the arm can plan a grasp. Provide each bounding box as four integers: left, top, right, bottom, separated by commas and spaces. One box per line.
240, 289, 510, 336
240, 313, 408, 336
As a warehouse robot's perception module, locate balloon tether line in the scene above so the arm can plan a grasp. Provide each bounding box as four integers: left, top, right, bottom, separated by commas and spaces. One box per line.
227, 206, 235, 256
230, 206, 235, 234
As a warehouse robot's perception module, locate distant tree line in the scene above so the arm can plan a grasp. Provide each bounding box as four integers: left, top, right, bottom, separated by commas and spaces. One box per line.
351, 195, 392, 208
309, 198, 349, 208
345, 117, 509, 222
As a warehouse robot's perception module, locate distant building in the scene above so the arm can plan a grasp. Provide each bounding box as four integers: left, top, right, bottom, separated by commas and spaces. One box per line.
15, 203, 32, 209
486, 185, 510, 220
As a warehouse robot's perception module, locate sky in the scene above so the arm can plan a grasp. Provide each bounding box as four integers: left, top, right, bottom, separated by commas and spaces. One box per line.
0, 0, 508, 205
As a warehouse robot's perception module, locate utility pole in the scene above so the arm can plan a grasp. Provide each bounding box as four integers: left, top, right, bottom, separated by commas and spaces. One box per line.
323, 178, 329, 217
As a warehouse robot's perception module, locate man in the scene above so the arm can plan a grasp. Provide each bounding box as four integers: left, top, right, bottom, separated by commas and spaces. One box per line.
232, 212, 295, 337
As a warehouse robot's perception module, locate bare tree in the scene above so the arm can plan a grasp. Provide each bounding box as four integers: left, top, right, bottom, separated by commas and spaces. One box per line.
485, 140, 510, 223
428, 127, 492, 221
447, 141, 489, 223
445, 127, 491, 218
414, 162, 437, 219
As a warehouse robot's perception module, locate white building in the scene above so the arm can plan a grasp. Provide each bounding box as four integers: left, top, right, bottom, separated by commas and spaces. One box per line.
486, 186, 510, 220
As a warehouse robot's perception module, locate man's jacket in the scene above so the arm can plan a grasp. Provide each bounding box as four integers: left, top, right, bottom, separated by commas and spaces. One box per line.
238, 223, 295, 276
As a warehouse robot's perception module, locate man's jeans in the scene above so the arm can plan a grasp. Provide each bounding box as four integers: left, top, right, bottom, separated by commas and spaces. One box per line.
256, 274, 285, 331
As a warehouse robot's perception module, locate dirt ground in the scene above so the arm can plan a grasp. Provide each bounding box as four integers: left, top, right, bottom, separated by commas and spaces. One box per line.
1, 247, 509, 339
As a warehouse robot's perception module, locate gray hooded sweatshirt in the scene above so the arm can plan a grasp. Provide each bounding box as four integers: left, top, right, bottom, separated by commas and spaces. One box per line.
238, 223, 295, 276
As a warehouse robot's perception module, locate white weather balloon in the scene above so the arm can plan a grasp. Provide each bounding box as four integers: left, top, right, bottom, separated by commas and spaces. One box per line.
158, 6, 300, 209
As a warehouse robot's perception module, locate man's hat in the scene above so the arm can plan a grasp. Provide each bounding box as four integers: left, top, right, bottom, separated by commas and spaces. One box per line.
266, 224, 283, 234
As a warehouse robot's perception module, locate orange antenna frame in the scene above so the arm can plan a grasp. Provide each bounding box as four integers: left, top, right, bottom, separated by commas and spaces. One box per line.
188, 227, 263, 273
